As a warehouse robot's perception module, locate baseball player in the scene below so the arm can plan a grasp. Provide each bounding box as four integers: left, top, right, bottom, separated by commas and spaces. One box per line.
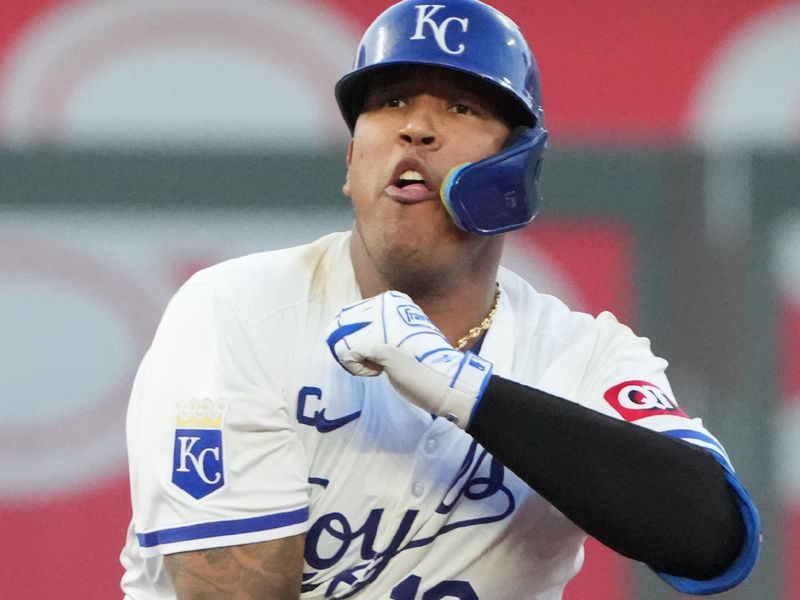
120, 1, 760, 598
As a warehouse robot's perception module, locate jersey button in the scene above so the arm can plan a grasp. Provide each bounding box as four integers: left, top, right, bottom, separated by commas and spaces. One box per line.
424, 437, 438, 454
412, 481, 425, 497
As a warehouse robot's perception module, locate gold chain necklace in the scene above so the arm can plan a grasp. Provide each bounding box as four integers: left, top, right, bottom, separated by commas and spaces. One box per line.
455, 285, 501, 351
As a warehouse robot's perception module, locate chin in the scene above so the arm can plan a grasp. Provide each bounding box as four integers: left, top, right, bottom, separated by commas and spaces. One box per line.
381, 221, 450, 259
375, 235, 461, 294
357, 206, 482, 291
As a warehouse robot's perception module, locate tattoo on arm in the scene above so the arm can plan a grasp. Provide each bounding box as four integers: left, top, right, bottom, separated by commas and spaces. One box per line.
164, 534, 305, 600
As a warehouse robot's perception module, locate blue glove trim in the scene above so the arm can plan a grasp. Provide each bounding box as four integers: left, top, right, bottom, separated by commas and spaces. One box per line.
654, 452, 761, 595
417, 346, 461, 362
456, 352, 493, 427
325, 321, 371, 362
450, 352, 469, 387
399, 332, 451, 353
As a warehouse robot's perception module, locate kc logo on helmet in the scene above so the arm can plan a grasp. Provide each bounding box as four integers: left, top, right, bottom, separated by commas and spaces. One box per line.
411, 5, 469, 55
603, 380, 688, 421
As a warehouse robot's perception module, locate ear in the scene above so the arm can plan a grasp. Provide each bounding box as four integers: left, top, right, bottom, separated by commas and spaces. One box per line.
342, 139, 354, 197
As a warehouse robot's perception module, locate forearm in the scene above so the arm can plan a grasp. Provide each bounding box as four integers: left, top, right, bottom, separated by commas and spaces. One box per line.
164, 535, 305, 600
467, 376, 745, 580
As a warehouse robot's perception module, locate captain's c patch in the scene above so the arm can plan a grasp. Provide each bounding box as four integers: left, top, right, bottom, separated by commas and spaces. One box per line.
172, 398, 227, 500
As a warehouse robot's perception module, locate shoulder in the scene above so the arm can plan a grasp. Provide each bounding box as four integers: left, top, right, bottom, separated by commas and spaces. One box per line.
496, 266, 657, 371
497, 266, 600, 344
497, 267, 669, 411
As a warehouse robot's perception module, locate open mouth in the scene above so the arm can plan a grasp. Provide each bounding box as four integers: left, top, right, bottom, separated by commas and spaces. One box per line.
385, 160, 438, 203
396, 169, 429, 191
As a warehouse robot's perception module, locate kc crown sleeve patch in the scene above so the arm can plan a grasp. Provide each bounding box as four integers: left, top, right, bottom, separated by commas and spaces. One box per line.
172, 398, 228, 500
603, 380, 688, 421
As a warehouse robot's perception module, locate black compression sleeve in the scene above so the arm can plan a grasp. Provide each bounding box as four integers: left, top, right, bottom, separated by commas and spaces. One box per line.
466, 375, 745, 580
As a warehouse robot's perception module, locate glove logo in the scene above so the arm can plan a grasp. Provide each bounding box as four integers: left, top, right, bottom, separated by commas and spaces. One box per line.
410, 5, 469, 56
397, 304, 434, 327
603, 380, 688, 421
172, 398, 227, 500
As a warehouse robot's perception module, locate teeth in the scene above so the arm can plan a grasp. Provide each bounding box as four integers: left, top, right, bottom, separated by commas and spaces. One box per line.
399, 169, 424, 182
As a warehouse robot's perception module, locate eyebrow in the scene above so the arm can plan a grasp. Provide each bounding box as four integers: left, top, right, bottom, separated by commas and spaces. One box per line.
367, 79, 485, 104
361, 70, 512, 122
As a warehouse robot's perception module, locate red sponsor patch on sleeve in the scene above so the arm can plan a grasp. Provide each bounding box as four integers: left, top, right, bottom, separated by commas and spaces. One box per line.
603, 380, 687, 421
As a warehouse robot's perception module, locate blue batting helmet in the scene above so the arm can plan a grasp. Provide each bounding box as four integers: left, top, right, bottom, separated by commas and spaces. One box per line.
335, 0, 548, 236
336, 0, 544, 131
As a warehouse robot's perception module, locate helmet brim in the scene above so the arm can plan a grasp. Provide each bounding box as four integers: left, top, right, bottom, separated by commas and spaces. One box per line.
335, 61, 538, 134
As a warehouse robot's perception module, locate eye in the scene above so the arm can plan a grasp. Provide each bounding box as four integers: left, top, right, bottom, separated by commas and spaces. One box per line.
451, 103, 475, 115
362, 91, 407, 111
384, 97, 407, 108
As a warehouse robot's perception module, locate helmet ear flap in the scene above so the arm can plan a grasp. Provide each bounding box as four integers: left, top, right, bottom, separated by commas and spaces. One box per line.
440, 127, 548, 236
502, 126, 530, 150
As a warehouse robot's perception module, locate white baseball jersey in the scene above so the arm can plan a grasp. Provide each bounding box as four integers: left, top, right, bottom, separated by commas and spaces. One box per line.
120, 231, 751, 599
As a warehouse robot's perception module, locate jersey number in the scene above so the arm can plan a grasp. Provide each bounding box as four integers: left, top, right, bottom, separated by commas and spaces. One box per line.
391, 574, 478, 599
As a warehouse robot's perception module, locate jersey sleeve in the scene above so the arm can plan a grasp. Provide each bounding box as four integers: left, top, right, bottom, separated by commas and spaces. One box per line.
126, 280, 310, 558
578, 311, 761, 594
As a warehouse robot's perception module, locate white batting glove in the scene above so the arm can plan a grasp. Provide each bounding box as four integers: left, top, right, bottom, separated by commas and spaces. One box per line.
325, 291, 493, 428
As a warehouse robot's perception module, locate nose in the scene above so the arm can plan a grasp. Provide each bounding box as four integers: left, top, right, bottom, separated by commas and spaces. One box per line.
397, 101, 440, 148
399, 126, 437, 146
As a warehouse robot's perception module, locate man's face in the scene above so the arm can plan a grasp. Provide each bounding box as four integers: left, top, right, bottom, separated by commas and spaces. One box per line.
344, 66, 511, 292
